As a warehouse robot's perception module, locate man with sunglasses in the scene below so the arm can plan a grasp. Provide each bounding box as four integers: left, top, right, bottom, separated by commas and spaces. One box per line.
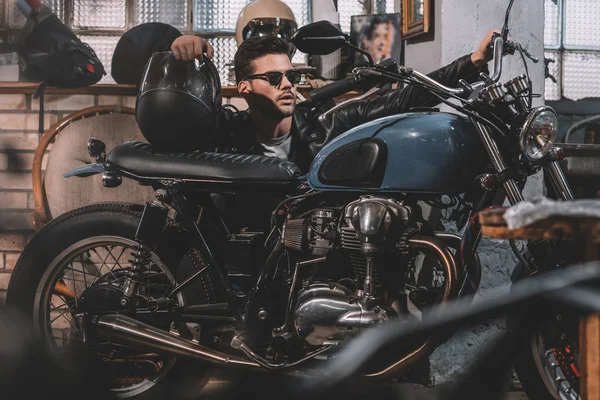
170, 30, 496, 172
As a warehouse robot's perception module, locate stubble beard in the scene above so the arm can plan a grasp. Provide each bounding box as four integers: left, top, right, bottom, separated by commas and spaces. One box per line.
249, 92, 295, 120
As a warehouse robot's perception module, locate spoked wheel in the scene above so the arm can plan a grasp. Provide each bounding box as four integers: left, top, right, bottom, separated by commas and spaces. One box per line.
6, 203, 213, 399
34, 236, 184, 397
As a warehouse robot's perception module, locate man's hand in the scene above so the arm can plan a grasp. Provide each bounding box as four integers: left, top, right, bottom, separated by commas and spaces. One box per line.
171, 35, 214, 61
471, 29, 501, 68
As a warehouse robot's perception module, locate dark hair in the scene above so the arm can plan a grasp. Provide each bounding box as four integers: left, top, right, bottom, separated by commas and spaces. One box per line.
234, 36, 290, 84
363, 16, 390, 40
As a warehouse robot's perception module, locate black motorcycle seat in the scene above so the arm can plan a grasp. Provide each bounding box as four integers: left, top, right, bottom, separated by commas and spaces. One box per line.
106, 141, 301, 182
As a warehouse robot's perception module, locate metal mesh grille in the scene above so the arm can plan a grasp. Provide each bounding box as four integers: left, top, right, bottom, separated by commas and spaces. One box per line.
544, 0, 561, 48
135, 0, 188, 29
78, 35, 120, 83
282, 0, 311, 27
207, 36, 238, 86
292, 51, 308, 66
283, 0, 310, 64
564, 0, 600, 49
73, 0, 127, 29
338, 0, 368, 33
563, 51, 600, 100
193, 0, 249, 33
544, 51, 561, 101
8, 0, 66, 29
47, 0, 66, 22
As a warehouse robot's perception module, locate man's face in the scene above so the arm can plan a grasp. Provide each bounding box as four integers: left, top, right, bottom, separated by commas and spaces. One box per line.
363, 22, 390, 62
238, 53, 297, 119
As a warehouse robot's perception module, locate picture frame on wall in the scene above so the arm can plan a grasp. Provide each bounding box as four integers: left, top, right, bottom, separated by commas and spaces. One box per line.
402, 0, 430, 39
349, 13, 402, 68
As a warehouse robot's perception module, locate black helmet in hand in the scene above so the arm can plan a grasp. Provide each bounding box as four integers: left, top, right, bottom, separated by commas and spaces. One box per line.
136, 51, 222, 152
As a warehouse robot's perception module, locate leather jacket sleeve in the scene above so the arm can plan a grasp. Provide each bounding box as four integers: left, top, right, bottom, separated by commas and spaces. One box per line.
309, 54, 487, 155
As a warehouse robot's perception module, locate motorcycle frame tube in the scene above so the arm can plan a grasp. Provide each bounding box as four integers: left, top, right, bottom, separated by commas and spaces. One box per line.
165, 188, 289, 329
167, 189, 245, 324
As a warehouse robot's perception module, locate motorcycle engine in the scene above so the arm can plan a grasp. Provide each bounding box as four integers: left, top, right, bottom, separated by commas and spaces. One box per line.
282, 196, 416, 346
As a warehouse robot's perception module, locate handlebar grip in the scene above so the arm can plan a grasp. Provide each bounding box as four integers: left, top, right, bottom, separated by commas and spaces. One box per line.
309, 77, 358, 103
487, 32, 516, 57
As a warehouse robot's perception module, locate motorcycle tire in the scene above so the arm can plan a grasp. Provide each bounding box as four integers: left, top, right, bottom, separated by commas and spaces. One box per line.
5, 202, 217, 399
509, 262, 579, 400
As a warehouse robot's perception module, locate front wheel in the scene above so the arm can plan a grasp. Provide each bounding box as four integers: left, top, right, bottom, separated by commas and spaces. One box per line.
6, 202, 213, 399
509, 263, 580, 400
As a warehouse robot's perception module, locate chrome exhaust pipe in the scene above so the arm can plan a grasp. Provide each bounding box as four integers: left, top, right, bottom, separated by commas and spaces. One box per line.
96, 314, 260, 369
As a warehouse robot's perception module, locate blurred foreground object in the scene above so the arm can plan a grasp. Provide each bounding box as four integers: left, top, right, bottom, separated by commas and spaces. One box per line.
0, 306, 114, 400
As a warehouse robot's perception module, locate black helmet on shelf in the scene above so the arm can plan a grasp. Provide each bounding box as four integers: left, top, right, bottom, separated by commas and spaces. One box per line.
136, 51, 222, 153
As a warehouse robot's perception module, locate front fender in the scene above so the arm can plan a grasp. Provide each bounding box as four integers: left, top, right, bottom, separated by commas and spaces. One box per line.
63, 163, 105, 178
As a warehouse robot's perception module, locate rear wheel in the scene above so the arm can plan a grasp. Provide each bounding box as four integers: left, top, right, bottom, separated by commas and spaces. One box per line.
7, 203, 214, 399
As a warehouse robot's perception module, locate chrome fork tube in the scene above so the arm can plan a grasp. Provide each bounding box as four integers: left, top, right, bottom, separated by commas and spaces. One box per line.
544, 160, 575, 201
472, 119, 524, 205
503, 180, 525, 205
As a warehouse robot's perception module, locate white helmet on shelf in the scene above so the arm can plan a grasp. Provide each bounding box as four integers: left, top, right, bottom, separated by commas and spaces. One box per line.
235, 0, 298, 57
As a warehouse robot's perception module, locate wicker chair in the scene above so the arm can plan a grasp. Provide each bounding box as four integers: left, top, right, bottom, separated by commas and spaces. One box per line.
31, 105, 155, 230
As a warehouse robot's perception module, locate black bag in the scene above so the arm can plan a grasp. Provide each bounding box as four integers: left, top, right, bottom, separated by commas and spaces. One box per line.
18, 10, 105, 88
111, 22, 182, 85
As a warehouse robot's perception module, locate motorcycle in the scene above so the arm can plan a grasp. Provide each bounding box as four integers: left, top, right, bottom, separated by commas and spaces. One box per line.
5, 1, 576, 398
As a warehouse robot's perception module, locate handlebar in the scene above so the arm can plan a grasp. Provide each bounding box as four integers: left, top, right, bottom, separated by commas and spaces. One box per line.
409, 69, 466, 95
310, 34, 523, 103
489, 36, 505, 83
396, 35, 506, 96
309, 77, 358, 102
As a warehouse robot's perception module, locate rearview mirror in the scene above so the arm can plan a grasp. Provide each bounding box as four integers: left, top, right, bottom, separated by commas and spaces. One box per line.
291, 21, 346, 55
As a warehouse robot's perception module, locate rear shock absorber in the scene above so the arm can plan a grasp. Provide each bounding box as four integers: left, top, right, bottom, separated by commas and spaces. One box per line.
120, 243, 151, 308
119, 200, 169, 308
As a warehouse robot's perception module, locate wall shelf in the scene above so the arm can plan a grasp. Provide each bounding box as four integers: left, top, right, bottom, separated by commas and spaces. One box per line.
0, 83, 321, 97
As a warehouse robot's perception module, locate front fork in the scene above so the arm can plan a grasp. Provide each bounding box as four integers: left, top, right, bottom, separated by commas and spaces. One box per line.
472, 120, 575, 205
544, 160, 575, 201
471, 120, 576, 278
471, 120, 525, 205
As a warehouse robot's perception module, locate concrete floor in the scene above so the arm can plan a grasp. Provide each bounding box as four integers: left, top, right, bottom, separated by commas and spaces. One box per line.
196, 369, 530, 400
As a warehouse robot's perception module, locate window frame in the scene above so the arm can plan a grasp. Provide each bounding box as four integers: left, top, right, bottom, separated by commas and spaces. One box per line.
545, 0, 600, 101
0, 0, 396, 85
544, 0, 563, 51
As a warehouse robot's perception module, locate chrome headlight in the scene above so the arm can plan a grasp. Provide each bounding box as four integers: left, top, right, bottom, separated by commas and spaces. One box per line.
519, 106, 558, 161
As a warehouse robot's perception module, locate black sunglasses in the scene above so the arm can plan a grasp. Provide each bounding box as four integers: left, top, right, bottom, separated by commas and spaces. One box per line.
243, 69, 302, 86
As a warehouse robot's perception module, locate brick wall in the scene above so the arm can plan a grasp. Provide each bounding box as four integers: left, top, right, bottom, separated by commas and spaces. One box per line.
0, 93, 248, 304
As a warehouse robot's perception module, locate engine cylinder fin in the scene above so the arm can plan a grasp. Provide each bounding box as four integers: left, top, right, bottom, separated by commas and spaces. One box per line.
340, 227, 361, 250
350, 253, 380, 282
283, 218, 308, 251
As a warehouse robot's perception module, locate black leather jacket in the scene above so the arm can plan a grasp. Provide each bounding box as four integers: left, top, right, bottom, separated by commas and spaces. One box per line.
213, 53, 487, 173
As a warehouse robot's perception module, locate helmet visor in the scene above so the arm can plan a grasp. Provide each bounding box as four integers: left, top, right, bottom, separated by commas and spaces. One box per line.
242, 18, 297, 57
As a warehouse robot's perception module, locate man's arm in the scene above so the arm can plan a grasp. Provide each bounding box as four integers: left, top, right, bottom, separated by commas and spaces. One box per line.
316, 30, 497, 140
170, 35, 214, 60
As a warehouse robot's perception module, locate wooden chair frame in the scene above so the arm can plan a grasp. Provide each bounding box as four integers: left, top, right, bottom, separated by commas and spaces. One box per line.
31, 105, 136, 231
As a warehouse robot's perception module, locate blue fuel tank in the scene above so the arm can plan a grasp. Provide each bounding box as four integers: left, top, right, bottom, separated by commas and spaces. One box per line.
308, 112, 487, 194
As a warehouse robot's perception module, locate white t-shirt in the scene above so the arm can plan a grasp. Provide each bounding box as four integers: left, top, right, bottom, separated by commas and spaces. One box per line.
254, 131, 292, 160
